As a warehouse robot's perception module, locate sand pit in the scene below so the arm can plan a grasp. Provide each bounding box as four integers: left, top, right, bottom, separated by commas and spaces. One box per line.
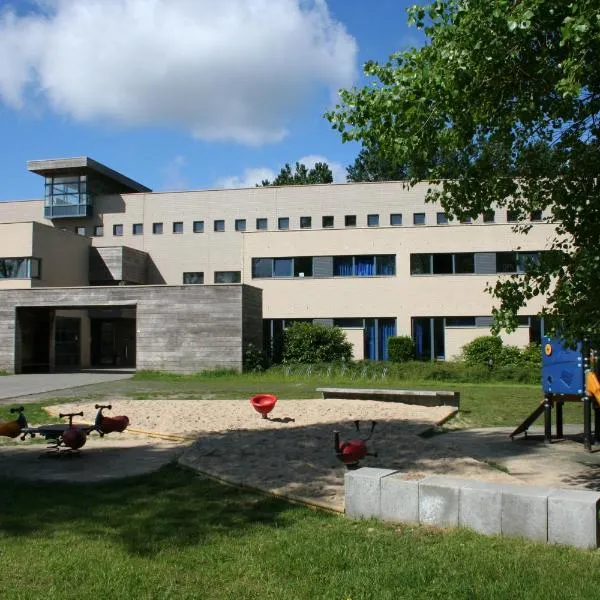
42, 399, 517, 510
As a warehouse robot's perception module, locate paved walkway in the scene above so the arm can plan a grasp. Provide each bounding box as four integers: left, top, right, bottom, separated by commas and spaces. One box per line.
0, 370, 134, 403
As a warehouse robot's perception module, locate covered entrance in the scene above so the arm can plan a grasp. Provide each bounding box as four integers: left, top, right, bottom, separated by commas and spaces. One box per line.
16, 304, 137, 374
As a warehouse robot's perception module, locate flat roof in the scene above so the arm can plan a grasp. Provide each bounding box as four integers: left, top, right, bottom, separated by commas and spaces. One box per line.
27, 157, 151, 193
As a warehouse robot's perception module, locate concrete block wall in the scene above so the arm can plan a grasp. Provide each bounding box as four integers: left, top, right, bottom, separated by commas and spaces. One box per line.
345, 469, 600, 550
0, 284, 262, 374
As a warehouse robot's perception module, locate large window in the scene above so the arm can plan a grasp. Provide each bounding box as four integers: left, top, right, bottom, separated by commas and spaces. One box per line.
44, 175, 92, 219
333, 255, 395, 277
0, 257, 40, 279
411, 251, 540, 275
252, 257, 314, 278
183, 272, 204, 284
214, 271, 241, 283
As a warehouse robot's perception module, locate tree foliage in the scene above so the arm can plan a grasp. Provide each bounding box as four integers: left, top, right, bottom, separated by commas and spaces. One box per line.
260, 162, 333, 186
347, 143, 409, 182
282, 323, 353, 364
387, 336, 416, 362
327, 0, 600, 345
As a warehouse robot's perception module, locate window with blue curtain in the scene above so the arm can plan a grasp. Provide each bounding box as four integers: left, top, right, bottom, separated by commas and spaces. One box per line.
378, 319, 396, 361
334, 256, 353, 276
355, 256, 374, 276
365, 319, 377, 359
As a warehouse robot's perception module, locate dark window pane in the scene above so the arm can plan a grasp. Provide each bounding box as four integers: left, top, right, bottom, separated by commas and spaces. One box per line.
214, 271, 241, 283
454, 253, 475, 274
345, 215, 356, 227
173, 221, 184, 233
294, 256, 313, 277
273, 258, 293, 277
153, 222, 163, 234
436, 212, 449, 225
94, 226, 104, 237
460, 216, 472, 224
235, 219, 246, 232
530, 210, 543, 222
76, 226, 87, 236
517, 252, 540, 272
413, 212, 426, 225
507, 210, 519, 222
334, 256, 353, 276
278, 217, 289, 230
193, 221, 204, 233
300, 216, 312, 229
183, 272, 204, 284
256, 218, 268, 230
446, 317, 476, 327
367, 214, 379, 227
213, 220, 224, 232
334, 318, 364, 328
390, 213, 402, 226
483, 210, 495, 223
432, 253, 453, 274
376, 255, 395, 276
410, 254, 431, 274
133, 223, 143, 235
252, 258, 272, 278
496, 251, 517, 272
322, 216, 334, 228
113, 224, 123, 236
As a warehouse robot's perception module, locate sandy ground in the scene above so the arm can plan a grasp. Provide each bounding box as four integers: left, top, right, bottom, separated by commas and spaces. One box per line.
37, 399, 517, 510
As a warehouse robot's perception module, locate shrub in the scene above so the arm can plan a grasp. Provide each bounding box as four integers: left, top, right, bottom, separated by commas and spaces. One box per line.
521, 343, 542, 368
498, 344, 523, 366
388, 336, 415, 363
461, 336, 504, 366
282, 323, 353, 364
243, 342, 266, 372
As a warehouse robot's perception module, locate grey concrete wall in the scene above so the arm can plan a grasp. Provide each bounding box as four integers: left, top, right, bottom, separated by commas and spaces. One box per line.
90, 246, 148, 284
0, 284, 262, 374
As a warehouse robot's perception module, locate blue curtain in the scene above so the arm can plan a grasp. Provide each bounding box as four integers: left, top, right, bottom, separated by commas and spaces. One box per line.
378, 319, 396, 361
415, 322, 424, 357
365, 320, 376, 359
355, 256, 374, 276
334, 257, 353, 276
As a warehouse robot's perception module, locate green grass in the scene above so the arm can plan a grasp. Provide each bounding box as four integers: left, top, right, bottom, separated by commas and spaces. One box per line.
0, 465, 599, 600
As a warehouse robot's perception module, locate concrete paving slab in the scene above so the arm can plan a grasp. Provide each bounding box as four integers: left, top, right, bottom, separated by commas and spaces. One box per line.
0, 371, 134, 403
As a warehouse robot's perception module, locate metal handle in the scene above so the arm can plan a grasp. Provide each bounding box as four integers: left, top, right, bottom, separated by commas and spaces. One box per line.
94, 405, 112, 410
10, 406, 24, 414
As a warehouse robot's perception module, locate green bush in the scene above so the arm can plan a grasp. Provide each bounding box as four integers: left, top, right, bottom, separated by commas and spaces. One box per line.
521, 343, 542, 368
282, 323, 353, 364
388, 336, 415, 363
461, 336, 504, 366
243, 342, 266, 372
498, 344, 523, 366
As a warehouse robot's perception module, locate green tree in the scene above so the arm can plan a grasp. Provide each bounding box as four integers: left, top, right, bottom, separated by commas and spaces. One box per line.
347, 144, 409, 182
327, 0, 600, 345
260, 162, 333, 186
282, 323, 353, 364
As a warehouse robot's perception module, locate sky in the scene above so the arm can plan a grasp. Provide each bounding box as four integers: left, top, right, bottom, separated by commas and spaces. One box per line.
0, 0, 425, 201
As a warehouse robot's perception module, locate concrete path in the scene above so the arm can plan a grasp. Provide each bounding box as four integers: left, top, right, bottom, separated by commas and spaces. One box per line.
0, 370, 134, 403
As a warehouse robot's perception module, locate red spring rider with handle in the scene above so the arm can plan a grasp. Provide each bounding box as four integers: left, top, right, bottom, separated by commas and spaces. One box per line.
94, 404, 130, 435
334, 420, 377, 470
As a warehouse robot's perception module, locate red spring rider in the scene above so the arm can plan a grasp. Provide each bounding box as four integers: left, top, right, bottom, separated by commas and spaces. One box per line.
60, 412, 87, 450
334, 420, 377, 470
94, 404, 130, 435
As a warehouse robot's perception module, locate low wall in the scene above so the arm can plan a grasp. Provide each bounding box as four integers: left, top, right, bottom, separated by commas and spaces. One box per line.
317, 387, 460, 408
345, 468, 600, 550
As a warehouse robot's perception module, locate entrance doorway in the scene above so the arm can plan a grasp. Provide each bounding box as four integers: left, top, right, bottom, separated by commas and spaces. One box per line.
90, 318, 136, 367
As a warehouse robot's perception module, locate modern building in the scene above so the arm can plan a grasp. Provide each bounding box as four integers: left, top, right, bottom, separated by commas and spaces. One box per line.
0, 157, 553, 373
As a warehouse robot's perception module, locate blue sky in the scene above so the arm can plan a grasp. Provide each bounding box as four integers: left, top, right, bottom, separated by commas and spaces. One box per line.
0, 0, 424, 201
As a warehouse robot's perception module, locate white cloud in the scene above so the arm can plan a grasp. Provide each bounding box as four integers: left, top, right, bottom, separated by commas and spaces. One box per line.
216, 154, 346, 188
0, 0, 357, 145
298, 154, 346, 183
215, 167, 276, 189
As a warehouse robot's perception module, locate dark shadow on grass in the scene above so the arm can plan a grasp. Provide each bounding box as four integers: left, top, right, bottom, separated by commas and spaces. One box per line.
0, 463, 295, 556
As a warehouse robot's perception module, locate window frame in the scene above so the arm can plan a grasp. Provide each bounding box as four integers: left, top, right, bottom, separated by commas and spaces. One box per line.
193, 220, 204, 233
390, 213, 402, 226
213, 219, 225, 232
113, 224, 123, 237
153, 222, 163, 235
345, 215, 357, 227
173, 221, 184, 234
367, 214, 380, 227
300, 216, 312, 229
235, 219, 246, 232
182, 272, 204, 284
322, 215, 334, 228
278, 217, 289, 230
132, 223, 143, 236
413, 213, 426, 226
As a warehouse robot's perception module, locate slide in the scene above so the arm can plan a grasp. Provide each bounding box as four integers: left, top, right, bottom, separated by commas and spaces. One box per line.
586, 372, 600, 406
510, 401, 545, 439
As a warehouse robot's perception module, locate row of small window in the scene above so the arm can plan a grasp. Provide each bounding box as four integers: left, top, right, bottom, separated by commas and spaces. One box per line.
76, 209, 545, 237
410, 251, 542, 275
252, 255, 396, 278
183, 271, 241, 284
437, 209, 543, 225
0, 257, 41, 279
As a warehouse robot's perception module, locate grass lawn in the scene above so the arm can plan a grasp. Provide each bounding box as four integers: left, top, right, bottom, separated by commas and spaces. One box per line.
0, 465, 599, 600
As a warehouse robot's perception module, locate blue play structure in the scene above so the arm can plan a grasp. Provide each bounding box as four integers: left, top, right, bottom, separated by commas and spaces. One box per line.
510, 336, 600, 451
